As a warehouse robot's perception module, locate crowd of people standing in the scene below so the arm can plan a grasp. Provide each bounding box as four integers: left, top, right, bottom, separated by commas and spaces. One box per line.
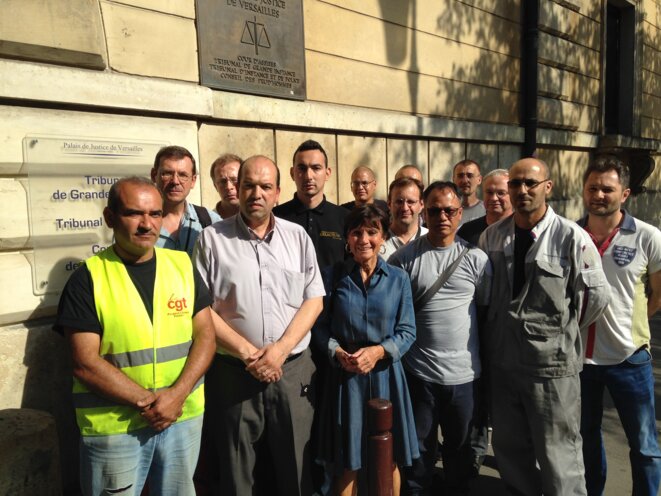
56, 140, 661, 496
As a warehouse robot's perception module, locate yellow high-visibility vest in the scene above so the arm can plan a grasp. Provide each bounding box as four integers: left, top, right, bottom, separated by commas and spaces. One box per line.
73, 247, 204, 436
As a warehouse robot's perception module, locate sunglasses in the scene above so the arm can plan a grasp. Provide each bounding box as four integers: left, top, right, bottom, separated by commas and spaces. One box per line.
507, 178, 549, 189
426, 207, 461, 218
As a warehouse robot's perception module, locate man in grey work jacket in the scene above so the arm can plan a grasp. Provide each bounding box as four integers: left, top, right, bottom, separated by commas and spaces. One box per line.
479, 158, 610, 496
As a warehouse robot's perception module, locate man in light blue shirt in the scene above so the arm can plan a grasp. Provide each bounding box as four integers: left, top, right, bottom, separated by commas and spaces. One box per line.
151, 145, 220, 257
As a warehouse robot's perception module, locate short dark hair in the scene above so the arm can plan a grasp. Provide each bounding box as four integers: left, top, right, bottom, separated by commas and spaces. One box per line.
583, 154, 630, 189
423, 181, 462, 202
107, 176, 161, 213
344, 204, 390, 238
210, 153, 242, 181
388, 177, 424, 200
238, 155, 281, 188
293, 139, 328, 168
153, 145, 197, 175
453, 159, 481, 173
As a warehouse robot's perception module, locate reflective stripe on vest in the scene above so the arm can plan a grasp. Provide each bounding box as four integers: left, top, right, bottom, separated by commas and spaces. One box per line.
74, 247, 204, 436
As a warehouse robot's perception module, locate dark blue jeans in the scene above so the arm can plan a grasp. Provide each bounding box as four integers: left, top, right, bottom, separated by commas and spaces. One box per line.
580, 348, 661, 496
404, 373, 474, 496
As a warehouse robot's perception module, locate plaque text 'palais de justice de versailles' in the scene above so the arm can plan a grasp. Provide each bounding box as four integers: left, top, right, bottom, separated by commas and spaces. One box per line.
197, 0, 306, 100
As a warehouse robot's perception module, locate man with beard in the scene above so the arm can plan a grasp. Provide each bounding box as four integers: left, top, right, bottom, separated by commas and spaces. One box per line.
479, 158, 609, 496
152, 146, 220, 257
453, 159, 485, 226
578, 155, 661, 495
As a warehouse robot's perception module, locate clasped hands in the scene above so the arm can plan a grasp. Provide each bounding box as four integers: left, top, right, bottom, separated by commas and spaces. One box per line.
335, 345, 385, 374
244, 342, 287, 384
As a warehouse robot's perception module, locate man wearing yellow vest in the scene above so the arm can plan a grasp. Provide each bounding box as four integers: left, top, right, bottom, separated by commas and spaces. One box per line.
56, 176, 255, 495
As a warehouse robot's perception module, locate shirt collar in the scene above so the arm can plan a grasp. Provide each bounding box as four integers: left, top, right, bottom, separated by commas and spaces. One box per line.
235, 212, 277, 242
290, 193, 328, 214
577, 209, 636, 233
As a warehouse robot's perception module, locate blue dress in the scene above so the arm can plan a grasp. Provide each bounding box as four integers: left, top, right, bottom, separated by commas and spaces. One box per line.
313, 257, 420, 472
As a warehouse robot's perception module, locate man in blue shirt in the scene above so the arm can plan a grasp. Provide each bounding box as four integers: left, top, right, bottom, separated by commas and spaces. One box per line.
151, 145, 220, 257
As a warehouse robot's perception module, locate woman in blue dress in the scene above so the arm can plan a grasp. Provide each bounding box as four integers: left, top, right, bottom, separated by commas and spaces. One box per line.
314, 204, 419, 496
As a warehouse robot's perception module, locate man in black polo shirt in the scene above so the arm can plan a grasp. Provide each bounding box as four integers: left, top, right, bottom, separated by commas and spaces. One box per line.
273, 139, 348, 268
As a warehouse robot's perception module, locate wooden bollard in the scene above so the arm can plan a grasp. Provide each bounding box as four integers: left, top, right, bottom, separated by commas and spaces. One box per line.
367, 398, 393, 496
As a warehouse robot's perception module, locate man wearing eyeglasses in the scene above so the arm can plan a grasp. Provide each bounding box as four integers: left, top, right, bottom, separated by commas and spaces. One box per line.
151, 146, 220, 257
453, 159, 485, 226
389, 181, 491, 496
479, 158, 610, 496
382, 176, 427, 260
340, 165, 389, 213
210, 153, 242, 219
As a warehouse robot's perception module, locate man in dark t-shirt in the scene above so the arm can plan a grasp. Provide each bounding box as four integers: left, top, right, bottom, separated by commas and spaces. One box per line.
273, 139, 348, 268
55, 176, 252, 495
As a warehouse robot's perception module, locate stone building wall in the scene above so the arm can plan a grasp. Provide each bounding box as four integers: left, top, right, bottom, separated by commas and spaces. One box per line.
0, 1, 659, 492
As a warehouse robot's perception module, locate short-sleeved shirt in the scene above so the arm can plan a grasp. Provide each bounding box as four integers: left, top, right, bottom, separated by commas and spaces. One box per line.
194, 213, 326, 355
156, 202, 221, 257
459, 201, 486, 226
578, 211, 661, 365
389, 236, 491, 385
273, 195, 349, 268
55, 251, 212, 335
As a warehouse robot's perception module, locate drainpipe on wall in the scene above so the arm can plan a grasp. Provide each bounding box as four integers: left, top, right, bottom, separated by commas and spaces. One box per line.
521, 0, 539, 158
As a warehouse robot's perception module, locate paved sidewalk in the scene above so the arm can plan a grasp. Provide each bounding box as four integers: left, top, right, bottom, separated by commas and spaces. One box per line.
436, 314, 661, 495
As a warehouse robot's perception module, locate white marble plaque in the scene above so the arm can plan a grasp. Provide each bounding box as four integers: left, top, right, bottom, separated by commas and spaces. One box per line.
24, 136, 166, 295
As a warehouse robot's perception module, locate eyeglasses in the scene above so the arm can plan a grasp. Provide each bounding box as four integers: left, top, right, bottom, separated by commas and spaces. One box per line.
159, 170, 194, 183
507, 178, 549, 189
426, 206, 461, 218
484, 189, 509, 198
351, 180, 375, 188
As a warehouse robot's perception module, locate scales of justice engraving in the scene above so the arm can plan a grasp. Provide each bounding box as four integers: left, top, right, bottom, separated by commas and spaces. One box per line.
241, 16, 271, 55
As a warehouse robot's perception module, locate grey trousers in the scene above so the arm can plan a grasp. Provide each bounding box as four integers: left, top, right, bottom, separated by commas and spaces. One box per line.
490, 369, 587, 496
205, 349, 316, 496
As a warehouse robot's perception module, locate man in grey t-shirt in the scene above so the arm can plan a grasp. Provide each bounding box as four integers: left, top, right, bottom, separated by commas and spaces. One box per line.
389, 181, 490, 496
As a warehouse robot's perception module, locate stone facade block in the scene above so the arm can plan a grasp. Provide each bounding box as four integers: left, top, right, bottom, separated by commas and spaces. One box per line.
429, 141, 465, 183
101, 1, 198, 81
387, 139, 429, 185
0, 0, 106, 69
110, 0, 195, 18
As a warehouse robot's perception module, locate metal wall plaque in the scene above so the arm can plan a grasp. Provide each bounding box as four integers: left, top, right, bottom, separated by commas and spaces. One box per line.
197, 0, 306, 100
23, 136, 166, 295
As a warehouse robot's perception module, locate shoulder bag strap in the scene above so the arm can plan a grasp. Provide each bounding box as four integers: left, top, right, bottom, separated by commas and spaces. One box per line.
414, 247, 469, 312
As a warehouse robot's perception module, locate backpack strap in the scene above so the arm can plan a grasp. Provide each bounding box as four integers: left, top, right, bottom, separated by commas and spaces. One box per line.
193, 204, 213, 228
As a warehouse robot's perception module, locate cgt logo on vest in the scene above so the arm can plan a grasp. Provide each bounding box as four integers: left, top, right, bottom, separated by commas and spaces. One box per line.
167, 294, 190, 317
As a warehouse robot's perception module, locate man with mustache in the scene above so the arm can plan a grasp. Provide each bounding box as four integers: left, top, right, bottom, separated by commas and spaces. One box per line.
578, 154, 661, 496
479, 158, 610, 496
55, 176, 250, 495
194, 155, 325, 495
210, 153, 242, 218
152, 146, 220, 257
273, 139, 349, 268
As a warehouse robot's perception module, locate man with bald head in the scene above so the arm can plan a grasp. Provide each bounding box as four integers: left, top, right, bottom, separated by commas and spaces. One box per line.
395, 164, 425, 186
340, 165, 389, 213
194, 155, 325, 495
479, 158, 610, 496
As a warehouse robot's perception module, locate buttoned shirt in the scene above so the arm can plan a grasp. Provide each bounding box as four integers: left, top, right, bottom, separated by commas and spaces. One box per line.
382, 225, 428, 261
193, 214, 325, 355
156, 202, 221, 257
